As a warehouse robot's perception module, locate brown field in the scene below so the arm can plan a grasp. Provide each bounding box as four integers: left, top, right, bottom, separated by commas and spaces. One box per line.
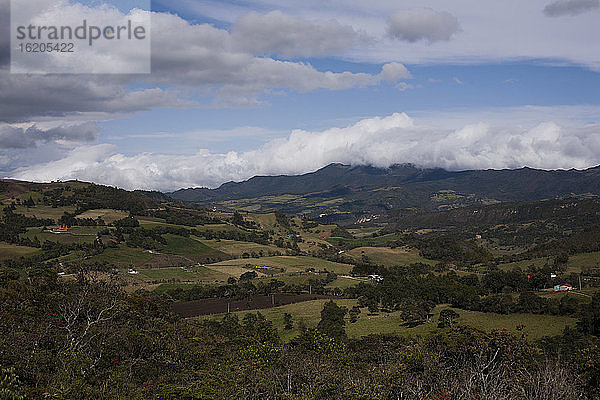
173, 293, 335, 317
76, 209, 129, 223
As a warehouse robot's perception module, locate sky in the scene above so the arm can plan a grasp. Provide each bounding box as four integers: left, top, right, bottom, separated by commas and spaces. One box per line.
1, 0, 600, 191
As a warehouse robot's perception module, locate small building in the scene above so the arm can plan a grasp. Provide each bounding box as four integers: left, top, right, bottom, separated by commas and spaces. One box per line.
553, 283, 573, 291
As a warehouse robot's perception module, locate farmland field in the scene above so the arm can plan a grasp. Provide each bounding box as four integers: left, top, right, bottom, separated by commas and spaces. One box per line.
346, 246, 436, 266
21, 227, 98, 244
60, 246, 155, 268
0, 243, 39, 261
206, 300, 578, 342
174, 293, 334, 317
14, 205, 76, 220
195, 238, 280, 257
205, 255, 353, 274
76, 209, 129, 223
139, 265, 229, 284
161, 234, 230, 262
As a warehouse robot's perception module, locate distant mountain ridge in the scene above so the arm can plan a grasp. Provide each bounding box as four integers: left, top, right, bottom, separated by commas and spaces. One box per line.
169, 163, 600, 223
171, 163, 600, 200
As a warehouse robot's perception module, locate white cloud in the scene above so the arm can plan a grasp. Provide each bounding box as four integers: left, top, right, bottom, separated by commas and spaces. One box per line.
380, 62, 412, 82
12, 112, 600, 191
386, 8, 461, 43
189, 0, 600, 70
0, 4, 404, 120
544, 0, 599, 16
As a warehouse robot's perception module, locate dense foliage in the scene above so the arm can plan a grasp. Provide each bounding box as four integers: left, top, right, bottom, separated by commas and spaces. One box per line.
1, 271, 599, 399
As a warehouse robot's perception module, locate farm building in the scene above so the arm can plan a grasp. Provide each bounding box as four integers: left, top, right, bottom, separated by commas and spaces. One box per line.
553, 283, 573, 291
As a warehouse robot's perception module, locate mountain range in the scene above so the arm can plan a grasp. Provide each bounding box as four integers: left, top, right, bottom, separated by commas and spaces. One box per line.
170, 163, 600, 224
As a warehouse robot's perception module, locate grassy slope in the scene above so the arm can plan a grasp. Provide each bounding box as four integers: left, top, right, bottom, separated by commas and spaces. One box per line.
203, 300, 577, 342
21, 227, 100, 245
75, 209, 129, 223
0, 243, 40, 261
161, 234, 230, 262
498, 251, 600, 274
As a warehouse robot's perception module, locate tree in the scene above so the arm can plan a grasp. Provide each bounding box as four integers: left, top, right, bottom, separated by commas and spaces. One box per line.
232, 211, 244, 226
349, 306, 361, 323
577, 294, 600, 335
0, 366, 24, 400
517, 291, 547, 314
24, 196, 35, 208
239, 271, 258, 281
316, 301, 347, 340
437, 309, 460, 328
283, 313, 293, 330
400, 299, 434, 327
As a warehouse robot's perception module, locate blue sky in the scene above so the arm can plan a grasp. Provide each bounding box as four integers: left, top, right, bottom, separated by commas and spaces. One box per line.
2, 0, 600, 190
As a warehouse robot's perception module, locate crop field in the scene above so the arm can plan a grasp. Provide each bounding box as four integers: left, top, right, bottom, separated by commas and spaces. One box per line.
175, 293, 334, 317
204, 262, 268, 278
138, 265, 230, 284
326, 233, 408, 248
60, 246, 155, 268
195, 238, 280, 257
0, 243, 39, 261
325, 276, 364, 289
14, 205, 76, 220
21, 227, 98, 244
76, 209, 129, 223
206, 255, 353, 274
161, 234, 230, 262
346, 246, 436, 266
137, 218, 190, 229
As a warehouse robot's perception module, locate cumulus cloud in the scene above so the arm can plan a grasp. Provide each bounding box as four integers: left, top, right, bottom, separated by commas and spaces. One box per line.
544, 0, 599, 16
0, 75, 190, 123
0, 4, 400, 120
231, 10, 369, 58
12, 113, 600, 191
380, 62, 412, 82
387, 8, 461, 43
149, 12, 399, 104
0, 122, 98, 149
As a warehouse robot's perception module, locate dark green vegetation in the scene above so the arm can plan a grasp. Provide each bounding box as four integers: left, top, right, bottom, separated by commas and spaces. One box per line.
2, 171, 600, 399
1, 271, 599, 399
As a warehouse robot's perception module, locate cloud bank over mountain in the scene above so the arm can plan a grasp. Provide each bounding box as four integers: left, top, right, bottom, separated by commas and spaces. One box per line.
13, 113, 600, 191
